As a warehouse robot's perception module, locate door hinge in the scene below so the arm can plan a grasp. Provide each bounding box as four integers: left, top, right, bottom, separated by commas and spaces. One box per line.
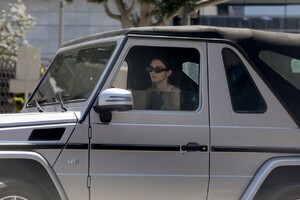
88, 126, 92, 139
87, 175, 91, 188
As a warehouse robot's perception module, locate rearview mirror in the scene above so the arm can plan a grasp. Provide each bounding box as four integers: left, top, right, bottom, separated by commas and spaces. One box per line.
93, 88, 133, 123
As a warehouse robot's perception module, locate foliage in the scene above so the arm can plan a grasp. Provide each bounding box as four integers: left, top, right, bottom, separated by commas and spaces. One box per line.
65, 0, 198, 28
140, 0, 197, 20
0, 0, 36, 61
13, 94, 25, 113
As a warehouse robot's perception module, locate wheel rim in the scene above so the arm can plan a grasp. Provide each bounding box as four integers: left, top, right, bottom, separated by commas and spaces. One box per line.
0, 196, 28, 200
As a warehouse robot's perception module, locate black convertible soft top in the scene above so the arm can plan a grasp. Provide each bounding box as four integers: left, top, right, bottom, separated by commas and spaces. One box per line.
63, 25, 300, 57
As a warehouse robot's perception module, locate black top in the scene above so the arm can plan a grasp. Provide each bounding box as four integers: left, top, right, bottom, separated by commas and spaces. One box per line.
62, 25, 300, 55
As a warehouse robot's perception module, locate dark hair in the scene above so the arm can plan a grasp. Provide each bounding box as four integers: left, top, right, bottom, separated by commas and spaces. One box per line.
148, 54, 174, 70
148, 53, 179, 86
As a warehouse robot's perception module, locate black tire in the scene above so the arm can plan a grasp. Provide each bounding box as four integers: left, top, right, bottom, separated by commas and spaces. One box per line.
267, 184, 300, 200
0, 180, 44, 200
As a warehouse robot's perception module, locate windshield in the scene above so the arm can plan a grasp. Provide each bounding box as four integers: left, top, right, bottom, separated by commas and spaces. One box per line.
29, 42, 117, 106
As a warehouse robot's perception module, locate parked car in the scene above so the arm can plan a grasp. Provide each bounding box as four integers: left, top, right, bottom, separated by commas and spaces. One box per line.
1, 25, 300, 200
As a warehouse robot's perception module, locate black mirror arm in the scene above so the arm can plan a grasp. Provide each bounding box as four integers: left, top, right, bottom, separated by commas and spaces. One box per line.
93, 106, 112, 123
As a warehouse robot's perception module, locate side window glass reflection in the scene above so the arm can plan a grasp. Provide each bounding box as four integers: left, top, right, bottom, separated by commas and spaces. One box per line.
113, 46, 200, 111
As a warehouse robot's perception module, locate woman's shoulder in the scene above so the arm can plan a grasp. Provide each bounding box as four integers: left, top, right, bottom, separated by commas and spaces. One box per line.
170, 85, 181, 92
147, 87, 156, 91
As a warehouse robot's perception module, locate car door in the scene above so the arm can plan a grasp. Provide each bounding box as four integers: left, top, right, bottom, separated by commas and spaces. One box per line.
207, 43, 298, 200
89, 36, 209, 200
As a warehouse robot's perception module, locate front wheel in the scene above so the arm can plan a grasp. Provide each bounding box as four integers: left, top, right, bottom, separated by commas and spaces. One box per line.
0, 181, 44, 200
268, 184, 300, 200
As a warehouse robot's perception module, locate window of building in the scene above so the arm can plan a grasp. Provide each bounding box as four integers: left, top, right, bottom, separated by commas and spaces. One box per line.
222, 48, 266, 113
113, 46, 200, 111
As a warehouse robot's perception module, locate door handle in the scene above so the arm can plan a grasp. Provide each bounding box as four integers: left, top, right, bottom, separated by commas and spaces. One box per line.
181, 142, 208, 152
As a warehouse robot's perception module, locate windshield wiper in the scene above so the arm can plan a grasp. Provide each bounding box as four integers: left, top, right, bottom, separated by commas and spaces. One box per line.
57, 93, 68, 112
27, 98, 46, 112
35, 99, 44, 112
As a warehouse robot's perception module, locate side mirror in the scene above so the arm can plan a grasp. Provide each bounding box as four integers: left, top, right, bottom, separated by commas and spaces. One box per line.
93, 88, 133, 123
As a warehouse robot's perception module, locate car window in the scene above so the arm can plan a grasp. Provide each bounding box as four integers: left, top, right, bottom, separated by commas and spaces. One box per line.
259, 50, 300, 91
222, 48, 266, 113
256, 49, 300, 125
112, 46, 200, 111
29, 43, 117, 105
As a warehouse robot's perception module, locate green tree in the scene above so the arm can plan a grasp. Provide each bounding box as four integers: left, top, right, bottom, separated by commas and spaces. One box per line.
65, 0, 227, 28
0, 0, 36, 113
0, 0, 36, 61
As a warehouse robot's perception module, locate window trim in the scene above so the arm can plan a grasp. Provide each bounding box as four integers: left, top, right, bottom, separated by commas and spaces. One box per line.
110, 38, 204, 113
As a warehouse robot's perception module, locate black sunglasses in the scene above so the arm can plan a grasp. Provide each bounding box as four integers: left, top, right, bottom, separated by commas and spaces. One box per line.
146, 66, 169, 73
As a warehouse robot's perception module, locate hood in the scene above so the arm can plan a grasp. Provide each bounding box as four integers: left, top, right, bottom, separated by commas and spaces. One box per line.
0, 112, 79, 128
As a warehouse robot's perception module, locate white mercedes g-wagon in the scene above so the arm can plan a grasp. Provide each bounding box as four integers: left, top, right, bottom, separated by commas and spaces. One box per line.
1, 26, 300, 200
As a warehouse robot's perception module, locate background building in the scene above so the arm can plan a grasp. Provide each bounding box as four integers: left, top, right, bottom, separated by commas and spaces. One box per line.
194, 1, 300, 33
1, 0, 300, 113
0, 0, 121, 63
1, 0, 299, 62
0, 0, 121, 113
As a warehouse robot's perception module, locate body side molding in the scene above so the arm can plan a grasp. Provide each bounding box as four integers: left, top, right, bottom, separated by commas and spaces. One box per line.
212, 146, 300, 154
92, 143, 180, 151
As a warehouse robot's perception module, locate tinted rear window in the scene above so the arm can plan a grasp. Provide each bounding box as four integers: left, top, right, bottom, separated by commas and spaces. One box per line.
258, 50, 300, 125
259, 51, 300, 91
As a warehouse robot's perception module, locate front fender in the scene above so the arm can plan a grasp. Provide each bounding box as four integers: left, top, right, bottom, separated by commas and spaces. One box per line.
0, 151, 68, 200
